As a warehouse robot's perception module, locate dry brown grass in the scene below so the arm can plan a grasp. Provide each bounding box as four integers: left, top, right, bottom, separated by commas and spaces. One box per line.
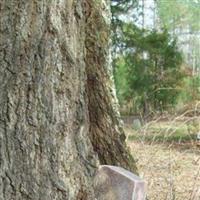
125, 115, 200, 200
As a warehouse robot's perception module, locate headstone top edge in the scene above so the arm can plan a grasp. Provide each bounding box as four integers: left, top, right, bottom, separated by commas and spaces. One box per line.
99, 165, 143, 183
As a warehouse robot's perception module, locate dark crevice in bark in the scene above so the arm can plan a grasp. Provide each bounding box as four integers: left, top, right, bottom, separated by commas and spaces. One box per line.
85, 0, 137, 173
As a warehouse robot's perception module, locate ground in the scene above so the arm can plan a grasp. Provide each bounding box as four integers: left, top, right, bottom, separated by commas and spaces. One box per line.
125, 116, 200, 200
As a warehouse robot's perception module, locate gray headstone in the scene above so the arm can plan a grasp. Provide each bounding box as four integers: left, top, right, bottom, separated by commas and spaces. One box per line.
197, 132, 200, 140
132, 119, 142, 130
94, 165, 146, 200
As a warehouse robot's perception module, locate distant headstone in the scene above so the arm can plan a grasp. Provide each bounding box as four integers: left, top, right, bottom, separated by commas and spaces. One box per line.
197, 132, 200, 140
132, 119, 142, 130
94, 165, 146, 200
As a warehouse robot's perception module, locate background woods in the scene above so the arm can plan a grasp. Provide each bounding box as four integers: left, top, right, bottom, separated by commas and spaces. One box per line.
111, 1, 200, 199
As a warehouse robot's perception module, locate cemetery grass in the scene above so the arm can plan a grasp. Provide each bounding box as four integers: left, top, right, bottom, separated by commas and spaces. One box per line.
125, 117, 200, 200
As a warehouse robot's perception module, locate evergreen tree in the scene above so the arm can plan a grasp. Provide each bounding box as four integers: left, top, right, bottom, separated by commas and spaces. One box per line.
114, 24, 184, 114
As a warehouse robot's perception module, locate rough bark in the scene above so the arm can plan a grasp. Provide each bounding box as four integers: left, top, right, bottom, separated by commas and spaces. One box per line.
85, 0, 137, 172
0, 0, 136, 199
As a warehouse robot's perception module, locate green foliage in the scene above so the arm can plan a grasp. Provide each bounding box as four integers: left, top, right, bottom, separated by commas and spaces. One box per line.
114, 24, 184, 114
111, 0, 200, 116
111, 0, 139, 52
111, 0, 138, 16
156, 0, 200, 32
155, 0, 200, 109
113, 58, 129, 103
179, 76, 200, 103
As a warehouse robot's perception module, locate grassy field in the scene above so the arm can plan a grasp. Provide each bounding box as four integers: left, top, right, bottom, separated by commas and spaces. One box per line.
125, 116, 200, 200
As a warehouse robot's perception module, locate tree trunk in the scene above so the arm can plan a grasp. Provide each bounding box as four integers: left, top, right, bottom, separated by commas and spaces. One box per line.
0, 0, 136, 199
